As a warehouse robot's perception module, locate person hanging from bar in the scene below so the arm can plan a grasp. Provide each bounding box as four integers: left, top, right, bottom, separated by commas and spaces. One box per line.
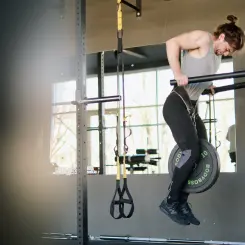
159, 15, 245, 226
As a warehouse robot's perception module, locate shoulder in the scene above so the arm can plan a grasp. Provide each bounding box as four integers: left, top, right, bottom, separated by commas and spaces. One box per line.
190, 30, 212, 44
172, 30, 212, 47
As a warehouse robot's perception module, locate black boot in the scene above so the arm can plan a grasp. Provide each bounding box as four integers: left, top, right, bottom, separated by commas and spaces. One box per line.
179, 202, 200, 226
159, 198, 190, 226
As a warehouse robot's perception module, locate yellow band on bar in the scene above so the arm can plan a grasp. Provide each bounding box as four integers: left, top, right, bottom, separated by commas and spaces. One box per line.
116, 157, 121, 180
117, 1, 122, 31
123, 153, 127, 178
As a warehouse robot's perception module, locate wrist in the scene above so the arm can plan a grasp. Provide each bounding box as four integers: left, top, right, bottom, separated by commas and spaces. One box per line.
173, 71, 182, 77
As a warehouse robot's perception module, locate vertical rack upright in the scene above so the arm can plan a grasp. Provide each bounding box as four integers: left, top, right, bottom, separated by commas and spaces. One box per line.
76, 0, 88, 244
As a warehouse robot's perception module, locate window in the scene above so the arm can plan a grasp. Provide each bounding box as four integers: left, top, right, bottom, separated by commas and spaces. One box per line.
50, 108, 76, 175
86, 76, 98, 111
52, 80, 76, 104
103, 71, 157, 109
51, 59, 235, 175
51, 80, 77, 175
51, 77, 99, 175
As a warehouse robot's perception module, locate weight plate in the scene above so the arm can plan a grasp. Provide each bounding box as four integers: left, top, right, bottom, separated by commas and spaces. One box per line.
168, 139, 220, 193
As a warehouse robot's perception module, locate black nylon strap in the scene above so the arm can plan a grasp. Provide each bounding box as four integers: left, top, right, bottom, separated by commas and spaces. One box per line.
172, 86, 194, 113
119, 178, 134, 218
110, 0, 134, 220
172, 86, 197, 129
110, 179, 134, 219
110, 181, 124, 219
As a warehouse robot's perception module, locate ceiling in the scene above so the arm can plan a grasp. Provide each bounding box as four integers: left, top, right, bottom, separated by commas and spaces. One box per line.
87, 43, 169, 75
38, 0, 244, 79
86, 0, 245, 53
86, 0, 242, 75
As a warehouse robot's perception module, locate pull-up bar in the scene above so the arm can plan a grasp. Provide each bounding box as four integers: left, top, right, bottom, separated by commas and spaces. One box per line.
170, 70, 245, 86
202, 81, 245, 95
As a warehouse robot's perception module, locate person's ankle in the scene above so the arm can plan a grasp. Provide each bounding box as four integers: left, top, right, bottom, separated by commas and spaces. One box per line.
180, 199, 188, 204
167, 195, 178, 204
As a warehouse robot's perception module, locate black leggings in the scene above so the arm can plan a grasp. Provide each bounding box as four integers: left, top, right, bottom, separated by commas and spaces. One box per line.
163, 91, 207, 203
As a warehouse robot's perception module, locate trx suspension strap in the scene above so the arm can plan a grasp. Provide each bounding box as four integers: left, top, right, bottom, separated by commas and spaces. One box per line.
110, 0, 134, 219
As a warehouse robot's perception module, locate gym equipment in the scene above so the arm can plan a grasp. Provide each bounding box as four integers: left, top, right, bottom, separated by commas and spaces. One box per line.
167, 85, 220, 194
73, 0, 245, 243
110, 0, 134, 220
71, 95, 121, 105
167, 79, 245, 194
170, 70, 245, 86
168, 139, 220, 193
110, 115, 134, 219
169, 91, 220, 193
136, 148, 158, 154
74, 0, 142, 241
202, 81, 245, 95
204, 94, 220, 149
116, 154, 160, 164
116, 152, 161, 173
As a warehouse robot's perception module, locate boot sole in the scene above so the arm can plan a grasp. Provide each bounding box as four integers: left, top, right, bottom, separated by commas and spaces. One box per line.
189, 220, 200, 226
182, 214, 200, 226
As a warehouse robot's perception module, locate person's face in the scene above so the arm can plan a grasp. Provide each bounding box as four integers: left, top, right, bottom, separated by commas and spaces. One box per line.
214, 33, 234, 56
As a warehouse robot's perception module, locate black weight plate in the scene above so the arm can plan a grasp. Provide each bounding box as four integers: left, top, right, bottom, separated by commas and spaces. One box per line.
168, 139, 220, 193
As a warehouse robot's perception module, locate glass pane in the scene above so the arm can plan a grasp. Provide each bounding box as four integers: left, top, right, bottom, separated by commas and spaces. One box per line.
124, 106, 158, 126
123, 71, 157, 107
105, 113, 117, 128
53, 80, 76, 104
87, 104, 98, 111
157, 123, 176, 174
103, 125, 164, 175
88, 114, 118, 171
104, 71, 157, 109
198, 99, 235, 172
53, 104, 76, 114
213, 61, 234, 99
50, 112, 77, 175
86, 76, 98, 97
212, 99, 235, 172
89, 115, 99, 128
104, 74, 118, 96
104, 125, 160, 175
156, 68, 174, 105
157, 105, 164, 124
87, 113, 119, 129
105, 128, 117, 175
86, 76, 99, 111
122, 125, 160, 174
87, 130, 99, 168
104, 74, 119, 109
198, 100, 212, 120
200, 61, 234, 102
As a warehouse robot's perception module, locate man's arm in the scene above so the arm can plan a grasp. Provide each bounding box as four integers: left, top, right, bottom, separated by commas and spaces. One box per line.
166, 30, 211, 77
